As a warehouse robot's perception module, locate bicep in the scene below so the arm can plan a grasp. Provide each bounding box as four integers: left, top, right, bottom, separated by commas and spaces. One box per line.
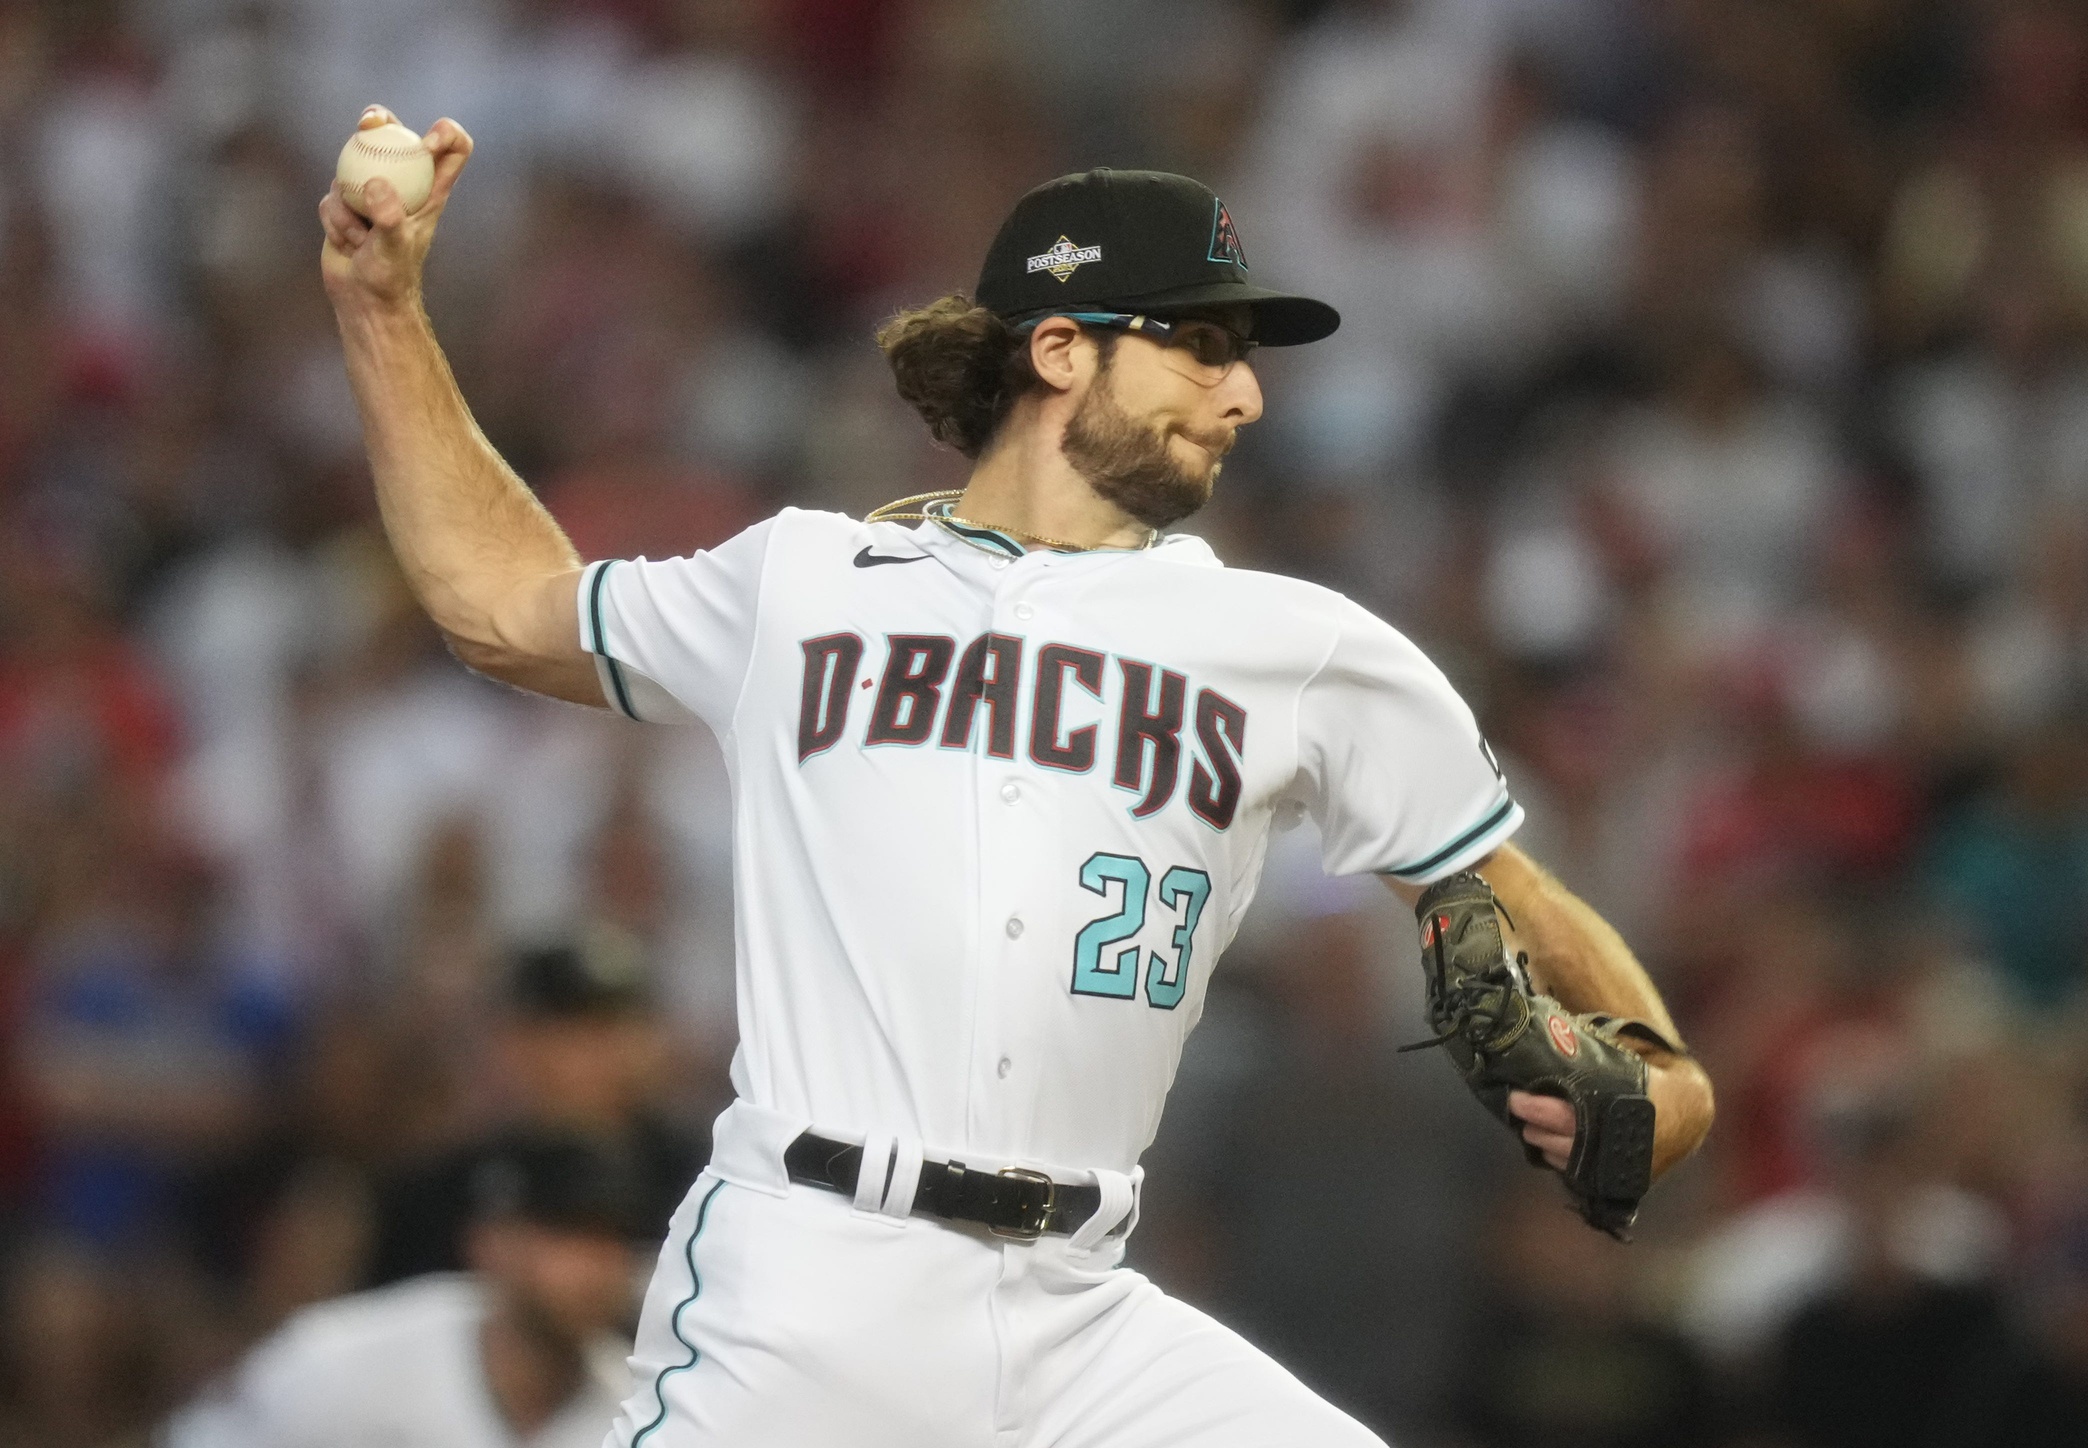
446, 567, 608, 709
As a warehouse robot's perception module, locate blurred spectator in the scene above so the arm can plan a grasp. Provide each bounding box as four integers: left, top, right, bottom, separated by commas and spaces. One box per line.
366, 932, 706, 1284
1926, 705, 2088, 1008
20, 845, 295, 1253
1687, 1044, 2009, 1380
162, 1128, 640, 1448
1763, 1083, 2025, 1448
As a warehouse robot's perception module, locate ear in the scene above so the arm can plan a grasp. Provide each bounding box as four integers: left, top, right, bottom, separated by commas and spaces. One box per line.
1026, 316, 1092, 393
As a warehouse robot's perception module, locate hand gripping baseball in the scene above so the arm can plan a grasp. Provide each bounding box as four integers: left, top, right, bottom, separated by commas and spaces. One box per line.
1401, 871, 1674, 1238
318, 106, 473, 310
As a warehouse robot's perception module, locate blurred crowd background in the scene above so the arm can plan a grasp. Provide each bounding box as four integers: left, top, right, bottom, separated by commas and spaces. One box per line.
1, 0, 2087, 1443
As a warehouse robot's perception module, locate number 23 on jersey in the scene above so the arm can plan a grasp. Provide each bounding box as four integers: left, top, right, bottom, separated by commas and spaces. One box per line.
1070, 853, 1211, 1010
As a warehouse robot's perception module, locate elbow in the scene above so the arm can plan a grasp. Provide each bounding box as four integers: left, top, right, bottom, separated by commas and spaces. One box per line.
442, 628, 605, 710
1681, 1058, 1716, 1156
443, 628, 511, 677
443, 628, 542, 686
1650, 1055, 1716, 1180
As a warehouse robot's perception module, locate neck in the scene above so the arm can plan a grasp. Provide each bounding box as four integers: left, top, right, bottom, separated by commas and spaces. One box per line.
957, 423, 1150, 550
479, 1296, 586, 1438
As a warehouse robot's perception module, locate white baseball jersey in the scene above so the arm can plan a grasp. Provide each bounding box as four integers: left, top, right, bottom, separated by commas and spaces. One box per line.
579, 506, 1519, 1175
160, 1275, 628, 1448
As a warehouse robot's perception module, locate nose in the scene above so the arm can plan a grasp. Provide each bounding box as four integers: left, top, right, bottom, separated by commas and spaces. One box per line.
1219, 358, 1264, 426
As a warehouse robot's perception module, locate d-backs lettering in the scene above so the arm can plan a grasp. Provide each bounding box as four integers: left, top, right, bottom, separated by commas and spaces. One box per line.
796, 631, 1246, 829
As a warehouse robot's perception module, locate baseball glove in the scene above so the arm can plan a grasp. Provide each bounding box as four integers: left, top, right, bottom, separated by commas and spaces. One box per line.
1400, 871, 1679, 1238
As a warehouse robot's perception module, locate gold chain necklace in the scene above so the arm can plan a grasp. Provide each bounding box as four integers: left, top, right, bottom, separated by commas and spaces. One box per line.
864, 490, 1156, 553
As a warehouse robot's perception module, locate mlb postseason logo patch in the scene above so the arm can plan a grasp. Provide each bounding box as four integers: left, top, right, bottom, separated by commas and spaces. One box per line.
1207, 200, 1247, 268
1026, 236, 1103, 283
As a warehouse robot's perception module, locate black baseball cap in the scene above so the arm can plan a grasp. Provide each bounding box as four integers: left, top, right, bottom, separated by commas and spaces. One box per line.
975, 168, 1340, 347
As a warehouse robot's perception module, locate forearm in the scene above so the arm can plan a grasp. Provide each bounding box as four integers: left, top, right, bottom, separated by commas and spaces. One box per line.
1480, 844, 1713, 1175
1479, 844, 1676, 1033
1391, 842, 1715, 1178
334, 297, 579, 656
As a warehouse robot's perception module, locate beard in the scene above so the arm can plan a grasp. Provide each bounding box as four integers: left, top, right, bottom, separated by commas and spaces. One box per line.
1060, 365, 1227, 531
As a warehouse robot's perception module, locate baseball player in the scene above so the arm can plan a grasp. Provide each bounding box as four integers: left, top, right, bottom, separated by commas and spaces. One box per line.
160, 1130, 641, 1448
319, 105, 1714, 1446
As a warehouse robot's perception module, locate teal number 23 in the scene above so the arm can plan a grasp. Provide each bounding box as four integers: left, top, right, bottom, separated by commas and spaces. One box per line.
1070, 853, 1211, 1010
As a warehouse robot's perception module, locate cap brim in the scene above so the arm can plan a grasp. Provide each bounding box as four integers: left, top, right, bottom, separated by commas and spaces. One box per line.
1104, 280, 1341, 346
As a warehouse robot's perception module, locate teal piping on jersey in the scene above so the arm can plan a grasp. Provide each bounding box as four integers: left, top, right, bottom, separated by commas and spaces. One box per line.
631, 1177, 727, 1447
1378, 795, 1521, 882
583, 560, 641, 721
925, 500, 1027, 558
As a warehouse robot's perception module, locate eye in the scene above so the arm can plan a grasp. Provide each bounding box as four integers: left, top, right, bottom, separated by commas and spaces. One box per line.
1179, 325, 1251, 368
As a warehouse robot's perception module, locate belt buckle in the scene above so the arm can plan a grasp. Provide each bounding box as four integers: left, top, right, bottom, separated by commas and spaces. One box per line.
990, 1167, 1055, 1241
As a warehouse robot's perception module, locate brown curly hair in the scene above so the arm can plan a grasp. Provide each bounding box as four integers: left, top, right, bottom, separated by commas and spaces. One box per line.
876, 295, 1117, 458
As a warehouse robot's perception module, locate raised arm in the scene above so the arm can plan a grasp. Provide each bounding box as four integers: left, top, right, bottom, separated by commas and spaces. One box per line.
1385, 841, 1715, 1182
318, 105, 601, 707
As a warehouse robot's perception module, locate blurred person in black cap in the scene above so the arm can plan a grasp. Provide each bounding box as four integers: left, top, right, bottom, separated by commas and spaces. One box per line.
1764, 1082, 2024, 1448
160, 1127, 641, 1447
322, 111, 1711, 1447
365, 930, 706, 1286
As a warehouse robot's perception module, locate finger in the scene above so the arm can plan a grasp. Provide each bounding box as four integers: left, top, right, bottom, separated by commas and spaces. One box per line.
319, 184, 371, 239
360, 176, 407, 232
319, 209, 358, 255
422, 116, 473, 160
1521, 1125, 1574, 1171
358, 103, 398, 131
1507, 1091, 1576, 1134
421, 118, 473, 212
317, 195, 359, 254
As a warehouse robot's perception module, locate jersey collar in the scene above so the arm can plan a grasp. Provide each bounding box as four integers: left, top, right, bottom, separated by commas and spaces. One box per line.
924, 501, 1029, 559
897, 500, 1223, 570
919, 498, 1214, 563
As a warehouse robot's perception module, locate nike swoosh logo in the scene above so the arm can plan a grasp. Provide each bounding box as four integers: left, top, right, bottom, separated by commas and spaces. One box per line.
853, 548, 927, 568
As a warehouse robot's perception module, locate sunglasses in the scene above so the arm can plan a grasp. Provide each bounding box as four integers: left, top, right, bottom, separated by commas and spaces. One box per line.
1014, 311, 1259, 370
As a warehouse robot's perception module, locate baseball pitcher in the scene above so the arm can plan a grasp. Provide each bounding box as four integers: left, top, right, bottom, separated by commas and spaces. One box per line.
319, 105, 1714, 1447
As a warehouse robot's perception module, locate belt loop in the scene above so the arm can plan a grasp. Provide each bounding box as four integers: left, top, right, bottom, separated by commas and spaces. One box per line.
1067, 1167, 1138, 1252
881, 1137, 925, 1221
853, 1133, 895, 1215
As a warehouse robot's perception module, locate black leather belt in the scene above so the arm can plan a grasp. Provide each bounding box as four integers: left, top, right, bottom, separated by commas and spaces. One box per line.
783, 1131, 1105, 1241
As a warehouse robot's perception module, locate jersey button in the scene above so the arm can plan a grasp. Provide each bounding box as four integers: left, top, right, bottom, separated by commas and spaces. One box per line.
1000, 781, 1021, 803
997, 1057, 1012, 1079
1005, 916, 1024, 939
1013, 603, 1035, 621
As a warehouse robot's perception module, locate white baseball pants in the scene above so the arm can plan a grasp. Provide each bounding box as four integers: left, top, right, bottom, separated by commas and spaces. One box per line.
603, 1106, 1387, 1447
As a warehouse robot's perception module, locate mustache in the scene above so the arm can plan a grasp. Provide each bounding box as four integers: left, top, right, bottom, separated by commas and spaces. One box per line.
1175, 424, 1236, 457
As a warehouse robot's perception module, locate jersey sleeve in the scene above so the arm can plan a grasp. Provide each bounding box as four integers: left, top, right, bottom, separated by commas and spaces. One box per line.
1294, 599, 1522, 883
576, 516, 778, 729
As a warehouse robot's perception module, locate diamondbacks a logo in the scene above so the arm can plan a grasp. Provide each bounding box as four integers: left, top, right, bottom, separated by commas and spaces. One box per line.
1207, 200, 1247, 269
1026, 236, 1103, 283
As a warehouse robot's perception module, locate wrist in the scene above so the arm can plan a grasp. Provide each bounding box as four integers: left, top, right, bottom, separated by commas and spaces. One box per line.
330, 289, 428, 339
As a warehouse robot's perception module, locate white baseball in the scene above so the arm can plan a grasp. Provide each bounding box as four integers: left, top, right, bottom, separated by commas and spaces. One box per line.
336, 120, 435, 218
